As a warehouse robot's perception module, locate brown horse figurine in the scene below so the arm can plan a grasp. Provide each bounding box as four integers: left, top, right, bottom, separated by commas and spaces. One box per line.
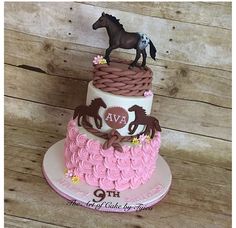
128, 105, 161, 138
92, 12, 157, 69
73, 98, 107, 129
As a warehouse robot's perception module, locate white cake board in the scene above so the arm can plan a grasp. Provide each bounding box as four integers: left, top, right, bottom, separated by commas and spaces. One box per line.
42, 139, 172, 212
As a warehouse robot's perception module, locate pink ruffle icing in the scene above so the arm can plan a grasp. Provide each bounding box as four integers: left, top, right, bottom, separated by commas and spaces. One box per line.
64, 119, 161, 191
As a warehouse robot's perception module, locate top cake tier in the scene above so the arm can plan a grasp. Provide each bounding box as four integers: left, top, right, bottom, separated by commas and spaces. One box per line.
93, 60, 153, 96
85, 60, 154, 137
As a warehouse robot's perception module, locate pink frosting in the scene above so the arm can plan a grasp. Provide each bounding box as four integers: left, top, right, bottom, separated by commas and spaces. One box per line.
64, 119, 161, 191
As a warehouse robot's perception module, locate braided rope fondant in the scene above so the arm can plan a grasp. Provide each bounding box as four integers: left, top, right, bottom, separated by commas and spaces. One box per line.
93, 59, 153, 96
82, 120, 133, 152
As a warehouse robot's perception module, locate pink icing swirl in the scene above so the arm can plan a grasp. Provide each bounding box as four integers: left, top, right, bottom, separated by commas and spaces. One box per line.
64, 119, 161, 191
93, 164, 107, 178
104, 156, 117, 170
76, 133, 88, 147
121, 168, 135, 180
78, 160, 93, 174
85, 174, 99, 186
130, 176, 142, 189
86, 139, 101, 152
88, 153, 104, 165
107, 168, 121, 181
117, 159, 131, 170
115, 179, 130, 191
100, 178, 115, 190
78, 148, 89, 160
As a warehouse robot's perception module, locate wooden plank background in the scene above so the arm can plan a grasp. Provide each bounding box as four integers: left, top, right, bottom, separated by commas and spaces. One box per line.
4, 2, 231, 227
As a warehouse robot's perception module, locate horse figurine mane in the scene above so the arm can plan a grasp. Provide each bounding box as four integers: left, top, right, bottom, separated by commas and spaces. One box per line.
93, 12, 157, 69
104, 13, 124, 30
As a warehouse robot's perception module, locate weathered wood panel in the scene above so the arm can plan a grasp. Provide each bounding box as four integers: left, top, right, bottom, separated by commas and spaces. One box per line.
4, 30, 232, 108
5, 64, 87, 108
5, 171, 231, 228
85, 2, 232, 29
4, 214, 63, 228
4, 2, 231, 71
5, 65, 231, 140
5, 99, 231, 168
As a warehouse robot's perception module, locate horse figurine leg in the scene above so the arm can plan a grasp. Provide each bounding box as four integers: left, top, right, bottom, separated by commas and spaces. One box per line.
129, 49, 141, 69
141, 49, 148, 70
104, 45, 118, 64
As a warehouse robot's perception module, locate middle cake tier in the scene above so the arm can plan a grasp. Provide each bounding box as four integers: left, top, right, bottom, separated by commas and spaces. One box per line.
86, 81, 153, 136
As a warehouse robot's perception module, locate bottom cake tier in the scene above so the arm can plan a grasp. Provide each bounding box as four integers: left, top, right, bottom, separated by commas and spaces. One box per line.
64, 119, 161, 191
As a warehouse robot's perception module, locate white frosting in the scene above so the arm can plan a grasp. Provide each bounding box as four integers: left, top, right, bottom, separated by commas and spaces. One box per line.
86, 81, 153, 136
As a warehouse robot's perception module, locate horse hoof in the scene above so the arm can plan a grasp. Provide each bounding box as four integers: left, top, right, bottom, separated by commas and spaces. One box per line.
139, 65, 147, 70
128, 65, 134, 69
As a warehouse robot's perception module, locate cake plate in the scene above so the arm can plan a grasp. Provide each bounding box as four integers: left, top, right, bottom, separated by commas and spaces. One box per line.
42, 139, 172, 212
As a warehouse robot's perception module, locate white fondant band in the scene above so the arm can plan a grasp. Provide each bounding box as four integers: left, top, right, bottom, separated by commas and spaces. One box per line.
86, 81, 153, 136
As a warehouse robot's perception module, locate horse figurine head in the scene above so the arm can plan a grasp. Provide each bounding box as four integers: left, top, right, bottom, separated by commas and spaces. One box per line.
92, 12, 157, 69
92, 12, 112, 30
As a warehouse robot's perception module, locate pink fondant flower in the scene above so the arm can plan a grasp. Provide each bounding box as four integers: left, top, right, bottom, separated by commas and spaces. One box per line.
144, 90, 153, 97
138, 134, 146, 143
65, 169, 74, 178
93, 55, 107, 65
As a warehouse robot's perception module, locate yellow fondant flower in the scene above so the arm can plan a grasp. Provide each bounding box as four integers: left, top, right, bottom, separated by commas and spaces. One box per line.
64, 168, 68, 174
71, 176, 80, 184
99, 58, 107, 64
146, 135, 151, 143
132, 137, 140, 145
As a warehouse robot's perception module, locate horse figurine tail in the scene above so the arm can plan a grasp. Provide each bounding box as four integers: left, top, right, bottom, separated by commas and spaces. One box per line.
149, 39, 157, 61
154, 118, 162, 132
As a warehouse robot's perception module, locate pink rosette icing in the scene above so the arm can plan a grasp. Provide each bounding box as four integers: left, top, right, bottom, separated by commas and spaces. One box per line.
88, 153, 104, 165
117, 158, 131, 170
100, 147, 114, 157
107, 168, 121, 181
76, 133, 88, 148
130, 146, 142, 157
85, 174, 99, 186
64, 119, 161, 191
78, 148, 89, 160
104, 156, 118, 170
85, 139, 101, 152
78, 160, 93, 174
99, 178, 115, 190
131, 157, 144, 170
121, 168, 135, 180
115, 179, 130, 191
114, 145, 130, 159
130, 176, 142, 189
71, 151, 79, 166
69, 141, 78, 154
68, 127, 78, 141
93, 164, 107, 178
65, 161, 74, 170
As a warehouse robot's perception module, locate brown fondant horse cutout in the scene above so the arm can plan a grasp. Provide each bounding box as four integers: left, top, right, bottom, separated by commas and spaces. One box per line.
92, 12, 157, 69
73, 98, 107, 129
128, 105, 161, 138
